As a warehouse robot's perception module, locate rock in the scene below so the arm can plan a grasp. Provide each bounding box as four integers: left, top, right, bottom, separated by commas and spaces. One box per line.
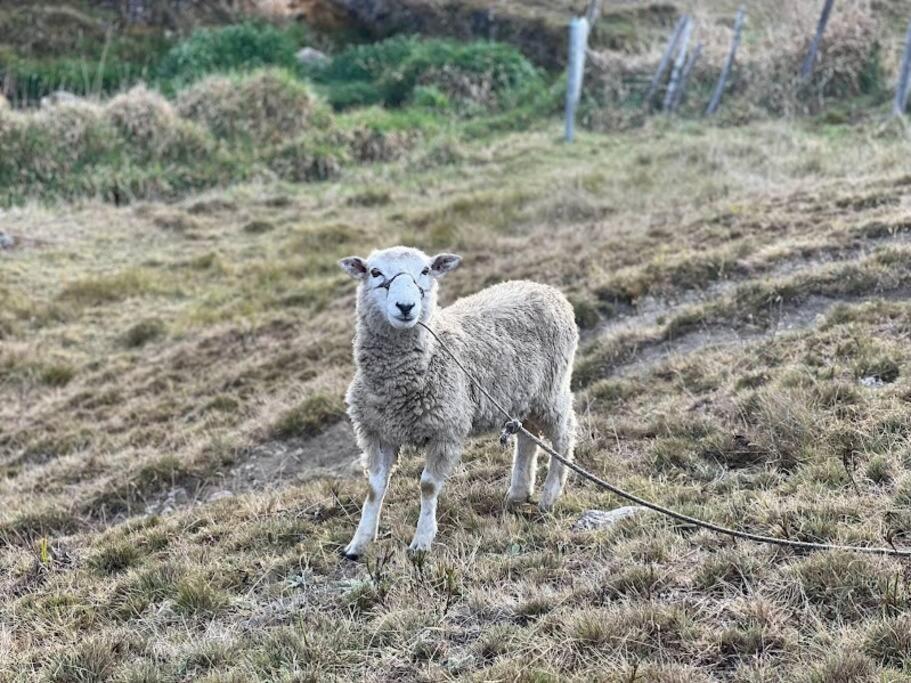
859, 376, 885, 388
40, 91, 80, 109
207, 490, 234, 503
146, 485, 190, 515
573, 505, 646, 531
296, 47, 330, 68
0, 231, 14, 250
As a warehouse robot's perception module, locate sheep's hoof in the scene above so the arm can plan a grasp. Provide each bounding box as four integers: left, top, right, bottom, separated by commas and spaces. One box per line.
407, 543, 431, 558
339, 546, 361, 562
505, 493, 531, 508
538, 500, 557, 514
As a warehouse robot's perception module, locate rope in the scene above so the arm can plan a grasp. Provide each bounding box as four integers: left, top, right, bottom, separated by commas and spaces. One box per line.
417, 321, 911, 558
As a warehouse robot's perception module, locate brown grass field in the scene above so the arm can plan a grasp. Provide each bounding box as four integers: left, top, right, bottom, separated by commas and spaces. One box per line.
4, 110, 911, 680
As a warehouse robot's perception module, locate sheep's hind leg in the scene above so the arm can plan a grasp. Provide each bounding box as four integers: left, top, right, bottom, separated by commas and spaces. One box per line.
343, 443, 398, 560
410, 441, 460, 553
506, 432, 538, 504
539, 403, 577, 512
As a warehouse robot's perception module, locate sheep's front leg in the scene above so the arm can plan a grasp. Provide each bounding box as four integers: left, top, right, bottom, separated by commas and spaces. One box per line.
409, 441, 460, 553
343, 442, 398, 560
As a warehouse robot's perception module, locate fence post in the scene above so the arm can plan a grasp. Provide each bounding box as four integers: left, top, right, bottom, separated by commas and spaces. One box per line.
663, 17, 694, 112
585, 0, 603, 27
705, 6, 746, 116
895, 19, 911, 116
565, 16, 590, 143
670, 42, 703, 113
800, 0, 836, 81
645, 15, 688, 109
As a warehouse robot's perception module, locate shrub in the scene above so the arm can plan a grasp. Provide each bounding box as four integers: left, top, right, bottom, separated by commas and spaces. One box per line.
103, 85, 213, 162
157, 23, 299, 87
0, 100, 112, 190
266, 135, 345, 183
176, 68, 330, 145
752, 9, 883, 115
314, 37, 543, 114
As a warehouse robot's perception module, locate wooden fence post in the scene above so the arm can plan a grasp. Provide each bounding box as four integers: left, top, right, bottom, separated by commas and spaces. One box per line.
895, 19, 911, 116
800, 0, 836, 81
645, 15, 688, 109
670, 42, 703, 113
705, 6, 746, 116
663, 17, 694, 112
565, 17, 590, 143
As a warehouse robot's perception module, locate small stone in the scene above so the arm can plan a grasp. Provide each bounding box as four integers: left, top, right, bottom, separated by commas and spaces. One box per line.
207, 490, 233, 503
859, 376, 884, 388
296, 47, 329, 68
0, 231, 14, 250
40, 91, 80, 108
573, 506, 646, 531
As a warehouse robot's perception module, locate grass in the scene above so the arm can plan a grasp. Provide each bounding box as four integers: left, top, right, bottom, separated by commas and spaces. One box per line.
5, 93, 911, 680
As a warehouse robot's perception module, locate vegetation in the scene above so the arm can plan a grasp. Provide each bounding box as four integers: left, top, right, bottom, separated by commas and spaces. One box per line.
156, 22, 305, 88
5, 2, 911, 680
4, 114, 911, 679
308, 36, 544, 113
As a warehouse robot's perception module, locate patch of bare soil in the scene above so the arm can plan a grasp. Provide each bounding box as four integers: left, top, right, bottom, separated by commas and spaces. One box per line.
612, 288, 911, 378
145, 421, 361, 515
228, 420, 361, 492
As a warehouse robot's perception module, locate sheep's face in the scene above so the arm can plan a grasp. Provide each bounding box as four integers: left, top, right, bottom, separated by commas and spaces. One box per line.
340, 247, 461, 330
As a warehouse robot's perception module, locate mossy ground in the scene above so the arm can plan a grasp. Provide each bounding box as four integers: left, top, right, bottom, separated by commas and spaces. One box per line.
4, 117, 911, 680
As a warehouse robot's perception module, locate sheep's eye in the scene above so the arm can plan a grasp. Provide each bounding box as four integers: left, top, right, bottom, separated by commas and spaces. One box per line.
421, 267, 430, 276
370, 269, 382, 278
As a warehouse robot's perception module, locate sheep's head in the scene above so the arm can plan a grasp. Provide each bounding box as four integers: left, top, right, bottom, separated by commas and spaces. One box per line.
340, 246, 461, 330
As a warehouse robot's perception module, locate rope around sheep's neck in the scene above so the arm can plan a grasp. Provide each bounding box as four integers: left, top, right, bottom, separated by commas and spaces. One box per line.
416, 321, 911, 558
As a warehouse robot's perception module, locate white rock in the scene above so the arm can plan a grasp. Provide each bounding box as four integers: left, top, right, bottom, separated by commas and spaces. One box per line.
0, 231, 14, 250
296, 47, 329, 68
40, 91, 80, 108
207, 490, 234, 503
573, 506, 646, 531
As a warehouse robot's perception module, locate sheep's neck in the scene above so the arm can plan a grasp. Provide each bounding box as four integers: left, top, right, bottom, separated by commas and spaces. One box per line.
356, 318, 434, 391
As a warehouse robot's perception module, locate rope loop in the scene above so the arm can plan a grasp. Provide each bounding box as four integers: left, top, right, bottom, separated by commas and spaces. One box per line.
499, 419, 522, 447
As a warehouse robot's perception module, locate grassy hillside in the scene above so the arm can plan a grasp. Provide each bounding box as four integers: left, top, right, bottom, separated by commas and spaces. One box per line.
4, 114, 911, 679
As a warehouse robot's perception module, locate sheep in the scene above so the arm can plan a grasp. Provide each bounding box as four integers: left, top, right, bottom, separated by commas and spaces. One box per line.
338, 246, 578, 558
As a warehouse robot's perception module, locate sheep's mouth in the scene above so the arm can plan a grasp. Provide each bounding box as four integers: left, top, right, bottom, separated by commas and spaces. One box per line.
394, 315, 414, 322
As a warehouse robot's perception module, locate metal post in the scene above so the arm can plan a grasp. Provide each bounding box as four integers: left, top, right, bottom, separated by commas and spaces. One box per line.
895, 19, 911, 116
800, 0, 836, 81
706, 6, 746, 116
663, 17, 693, 112
644, 15, 688, 109
670, 42, 703, 113
565, 17, 590, 143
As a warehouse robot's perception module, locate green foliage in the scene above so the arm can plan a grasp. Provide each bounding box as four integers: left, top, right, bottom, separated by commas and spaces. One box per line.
311, 36, 544, 114
157, 23, 301, 88
0, 32, 171, 105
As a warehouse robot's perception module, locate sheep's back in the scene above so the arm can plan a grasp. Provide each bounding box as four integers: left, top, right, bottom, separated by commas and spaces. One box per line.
440, 281, 577, 431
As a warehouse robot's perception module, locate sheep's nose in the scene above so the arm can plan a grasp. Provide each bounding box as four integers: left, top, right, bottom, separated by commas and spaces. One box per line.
396, 302, 415, 316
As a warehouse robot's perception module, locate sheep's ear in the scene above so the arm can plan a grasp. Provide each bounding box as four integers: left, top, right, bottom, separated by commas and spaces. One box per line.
339, 256, 368, 280
430, 253, 462, 277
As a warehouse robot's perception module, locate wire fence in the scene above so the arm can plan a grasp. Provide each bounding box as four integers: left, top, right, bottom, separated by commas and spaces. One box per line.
565, 0, 911, 141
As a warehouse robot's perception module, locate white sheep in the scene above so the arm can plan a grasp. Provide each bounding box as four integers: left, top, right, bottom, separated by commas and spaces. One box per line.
338, 246, 578, 558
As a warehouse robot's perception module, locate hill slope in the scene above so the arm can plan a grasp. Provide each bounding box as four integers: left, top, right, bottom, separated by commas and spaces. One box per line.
4, 117, 911, 680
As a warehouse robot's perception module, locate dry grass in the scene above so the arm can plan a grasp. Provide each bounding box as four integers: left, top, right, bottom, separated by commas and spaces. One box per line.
3, 114, 911, 680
